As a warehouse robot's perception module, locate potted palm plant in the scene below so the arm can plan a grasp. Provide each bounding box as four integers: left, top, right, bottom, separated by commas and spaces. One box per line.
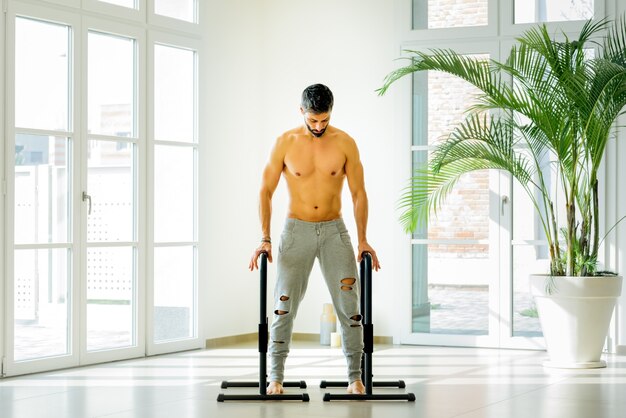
378, 17, 626, 368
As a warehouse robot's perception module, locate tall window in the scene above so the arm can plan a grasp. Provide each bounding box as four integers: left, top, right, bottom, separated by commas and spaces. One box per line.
411, 55, 492, 336
413, 0, 488, 29
155, 0, 196, 23
14, 17, 73, 362
152, 44, 197, 343
86, 30, 138, 352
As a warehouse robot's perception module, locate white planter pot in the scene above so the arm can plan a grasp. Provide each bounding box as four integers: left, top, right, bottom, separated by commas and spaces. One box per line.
529, 274, 623, 368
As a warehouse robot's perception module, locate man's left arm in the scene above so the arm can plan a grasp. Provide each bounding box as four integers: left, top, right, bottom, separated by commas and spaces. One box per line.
344, 137, 381, 271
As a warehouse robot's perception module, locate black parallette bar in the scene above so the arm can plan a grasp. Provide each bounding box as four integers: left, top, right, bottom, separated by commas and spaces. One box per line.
220, 381, 307, 389
259, 323, 268, 353
372, 380, 407, 388
260, 252, 267, 322
218, 252, 309, 401
319, 380, 406, 389
319, 380, 346, 388
323, 393, 415, 402
363, 324, 374, 353
320, 252, 415, 402
218, 393, 310, 402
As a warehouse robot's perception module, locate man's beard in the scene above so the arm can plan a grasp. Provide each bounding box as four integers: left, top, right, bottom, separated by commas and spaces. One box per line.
306, 122, 326, 137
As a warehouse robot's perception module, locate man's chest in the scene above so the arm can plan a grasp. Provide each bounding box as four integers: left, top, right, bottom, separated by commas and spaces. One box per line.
284, 143, 346, 178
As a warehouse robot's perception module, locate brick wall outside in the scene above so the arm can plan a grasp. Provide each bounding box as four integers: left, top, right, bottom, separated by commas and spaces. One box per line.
417, 0, 488, 29
423, 56, 490, 259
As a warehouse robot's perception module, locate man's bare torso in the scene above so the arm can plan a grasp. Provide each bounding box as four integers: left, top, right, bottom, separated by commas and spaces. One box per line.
281, 125, 350, 222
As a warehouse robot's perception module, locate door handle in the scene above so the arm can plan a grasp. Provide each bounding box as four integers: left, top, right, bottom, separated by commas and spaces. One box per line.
501, 195, 509, 216
82, 191, 92, 215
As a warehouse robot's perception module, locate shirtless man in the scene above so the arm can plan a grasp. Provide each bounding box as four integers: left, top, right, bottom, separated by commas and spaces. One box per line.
249, 84, 381, 395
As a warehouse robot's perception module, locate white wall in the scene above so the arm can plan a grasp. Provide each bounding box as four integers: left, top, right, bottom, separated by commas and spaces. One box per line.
200, 0, 266, 338
201, 0, 399, 339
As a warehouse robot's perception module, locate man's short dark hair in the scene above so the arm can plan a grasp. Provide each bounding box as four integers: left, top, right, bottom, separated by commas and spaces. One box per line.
301, 84, 334, 114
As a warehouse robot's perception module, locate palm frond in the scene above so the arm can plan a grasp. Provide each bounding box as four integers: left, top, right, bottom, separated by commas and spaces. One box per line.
604, 15, 626, 66
432, 113, 536, 185
379, 49, 514, 108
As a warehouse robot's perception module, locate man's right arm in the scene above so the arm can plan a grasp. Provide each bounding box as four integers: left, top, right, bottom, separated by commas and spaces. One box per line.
249, 137, 286, 270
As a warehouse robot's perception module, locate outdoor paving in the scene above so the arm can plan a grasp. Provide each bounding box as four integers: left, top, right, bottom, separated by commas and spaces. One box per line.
414, 286, 542, 336
13, 287, 542, 361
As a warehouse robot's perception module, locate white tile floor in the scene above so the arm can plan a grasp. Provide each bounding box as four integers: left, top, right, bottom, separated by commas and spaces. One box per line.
1, 342, 625, 418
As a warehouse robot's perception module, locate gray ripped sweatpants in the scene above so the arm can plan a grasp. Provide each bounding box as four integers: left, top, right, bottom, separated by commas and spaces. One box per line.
269, 218, 364, 384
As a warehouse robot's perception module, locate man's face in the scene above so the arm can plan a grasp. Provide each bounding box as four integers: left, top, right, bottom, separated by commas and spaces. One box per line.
301, 109, 331, 137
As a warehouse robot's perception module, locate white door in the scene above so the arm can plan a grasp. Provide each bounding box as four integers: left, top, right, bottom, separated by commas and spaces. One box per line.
397, 40, 545, 349
3, 3, 202, 377
5, 7, 82, 376
80, 21, 146, 365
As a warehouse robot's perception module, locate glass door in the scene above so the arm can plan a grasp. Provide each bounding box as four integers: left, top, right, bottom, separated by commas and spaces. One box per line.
3, 2, 201, 377
4, 8, 81, 376
400, 41, 547, 349
81, 22, 145, 364
400, 43, 504, 347
4, 6, 146, 375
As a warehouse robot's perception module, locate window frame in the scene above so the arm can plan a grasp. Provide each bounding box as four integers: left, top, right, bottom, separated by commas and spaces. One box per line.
146, 30, 201, 355
395, 38, 504, 347
4, 2, 82, 376
500, 0, 606, 37
148, 0, 201, 36
83, 0, 146, 23
79, 15, 147, 366
38, 0, 81, 8
397, 0, 499, 42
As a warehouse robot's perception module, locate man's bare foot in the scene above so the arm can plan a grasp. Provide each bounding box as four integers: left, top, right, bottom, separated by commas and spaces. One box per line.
347, 380, 366, 394
266, 381, 284, 395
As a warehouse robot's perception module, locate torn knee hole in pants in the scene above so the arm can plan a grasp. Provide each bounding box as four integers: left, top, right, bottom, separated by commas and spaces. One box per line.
273, 340, 285, 344
350, 314, 362, 327
274, 295, 290, 315
341, 278, 356, 291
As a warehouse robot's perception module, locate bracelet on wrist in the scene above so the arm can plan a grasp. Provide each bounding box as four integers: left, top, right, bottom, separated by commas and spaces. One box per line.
261, 237, 271, 244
